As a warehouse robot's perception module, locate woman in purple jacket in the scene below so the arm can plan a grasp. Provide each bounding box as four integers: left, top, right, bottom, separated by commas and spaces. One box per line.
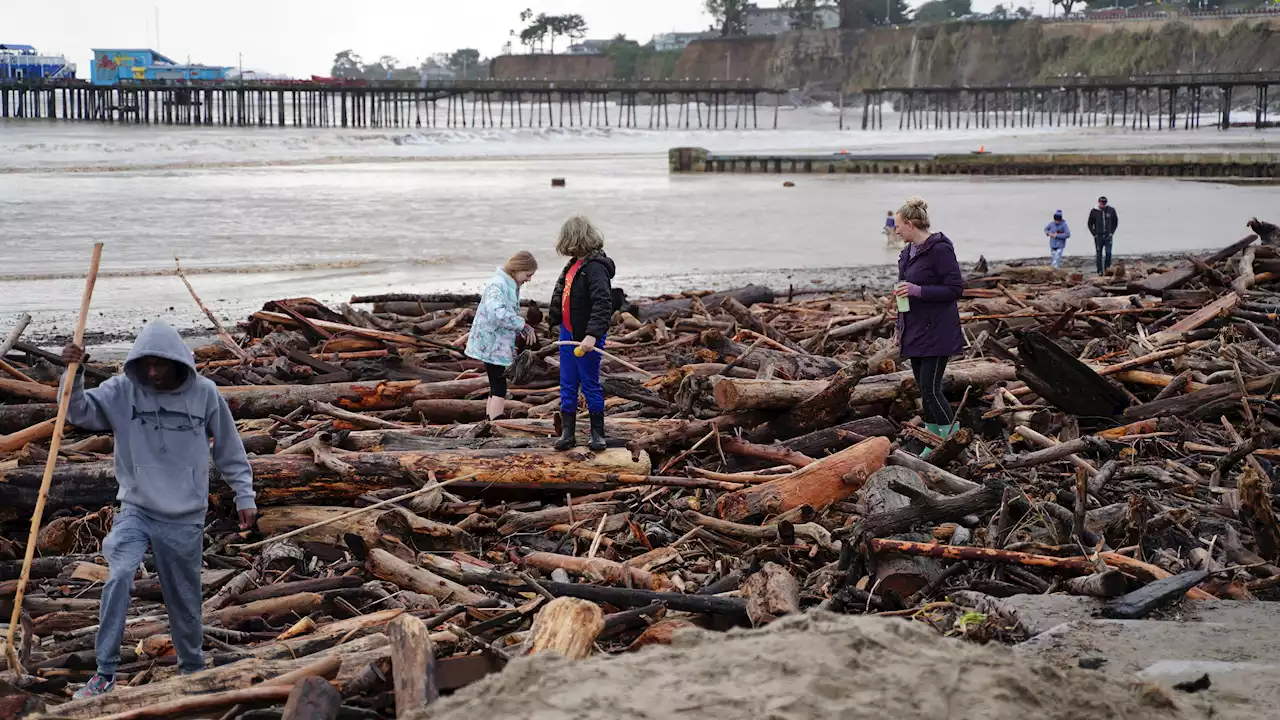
892, 197, 965, 450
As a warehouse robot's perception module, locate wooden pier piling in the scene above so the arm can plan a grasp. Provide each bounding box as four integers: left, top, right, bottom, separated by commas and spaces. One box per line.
0, 79, 777, 131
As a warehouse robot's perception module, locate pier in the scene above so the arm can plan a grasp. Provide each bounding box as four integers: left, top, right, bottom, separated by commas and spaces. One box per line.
0, 79, 780, 130
860, 72, 1280, 131
669, 147, 1280, 180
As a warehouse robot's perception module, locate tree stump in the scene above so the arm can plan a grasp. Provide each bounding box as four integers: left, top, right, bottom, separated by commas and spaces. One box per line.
528, 597, 604, 660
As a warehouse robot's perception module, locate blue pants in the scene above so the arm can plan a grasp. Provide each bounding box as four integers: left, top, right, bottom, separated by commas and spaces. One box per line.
559, 326, 605, 413
97, 507, 205, 676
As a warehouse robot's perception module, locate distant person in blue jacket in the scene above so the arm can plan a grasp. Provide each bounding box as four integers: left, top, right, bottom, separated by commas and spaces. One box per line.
1045, 210, 1071, 269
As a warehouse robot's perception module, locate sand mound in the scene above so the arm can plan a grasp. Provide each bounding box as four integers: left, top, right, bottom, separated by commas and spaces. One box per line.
411, 611, 1200, 720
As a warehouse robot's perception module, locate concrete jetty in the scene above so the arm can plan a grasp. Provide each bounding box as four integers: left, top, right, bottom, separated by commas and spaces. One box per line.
669, 147, 1280, 180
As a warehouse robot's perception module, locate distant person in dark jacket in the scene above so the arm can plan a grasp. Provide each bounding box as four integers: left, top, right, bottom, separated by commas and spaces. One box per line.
893, 196, 965, 454
1087, 196, 1119, 275
548, 216, 615, 452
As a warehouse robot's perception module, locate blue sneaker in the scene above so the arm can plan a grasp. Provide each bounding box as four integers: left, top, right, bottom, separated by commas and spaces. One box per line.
73, 674, 116, 700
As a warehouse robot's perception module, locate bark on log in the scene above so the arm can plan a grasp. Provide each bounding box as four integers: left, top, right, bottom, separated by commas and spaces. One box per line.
867, 540, 1099, 573
528, 597, 604, 659
0, 378, 56, 402
229, 576, 365, 606
720, 437, 815, 468
0, 403, 60, 435
720, 296, 805, 353
215, 592, 323, 629
539, 581, 748, 620
702, 330, 843, 380
635, 285, 774, 321
282, 676, 342, 720
388, 613, 438, 716
1064, 569, 1128, 598
523, 551, 669, 591
81, 685, 295, 720
750, 361, 867, 443
0, 448, 653, 512
257, 506, 474, 555
1014, 331, 1130, 417
741, 562, 800, 626
366, 549, 490, 606
1103, 570, 1211, 619
717, 436, 891, 522
499, 502, 623, 536
1147, 292, 1241, 346
412, 399, 532, 423
49, 652, 349, 719
220, 378, 491, 419
1123, 373, 1279, 421
0, 418, 56, 453
1128, 235, 1256, 295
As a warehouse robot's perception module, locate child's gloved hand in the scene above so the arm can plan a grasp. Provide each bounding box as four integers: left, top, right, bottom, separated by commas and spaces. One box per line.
576, 335, 598, 356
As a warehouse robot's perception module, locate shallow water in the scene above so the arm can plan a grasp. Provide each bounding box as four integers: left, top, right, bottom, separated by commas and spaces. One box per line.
1, 104, 1276, 345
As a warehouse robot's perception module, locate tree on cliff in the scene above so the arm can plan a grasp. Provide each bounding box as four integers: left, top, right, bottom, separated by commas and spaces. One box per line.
1051, 0, 1080, 15
515, 11, 589, 54
448, 49, 482, 79
705, 0, 748, 37
838, 0, 909, 28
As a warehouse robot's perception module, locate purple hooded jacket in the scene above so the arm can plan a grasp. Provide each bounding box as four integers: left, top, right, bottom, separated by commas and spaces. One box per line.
896, 232, 965, 358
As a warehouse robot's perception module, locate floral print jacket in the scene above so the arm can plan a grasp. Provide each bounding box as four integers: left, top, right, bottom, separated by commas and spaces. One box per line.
465, 268, 525, 367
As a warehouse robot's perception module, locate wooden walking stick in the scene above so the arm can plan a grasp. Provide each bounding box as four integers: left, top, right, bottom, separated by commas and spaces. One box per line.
2, 243, 103, 674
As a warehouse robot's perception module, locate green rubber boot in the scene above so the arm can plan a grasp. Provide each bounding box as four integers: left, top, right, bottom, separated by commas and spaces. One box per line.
921, 422, 959, 458
920, 422, 942, 458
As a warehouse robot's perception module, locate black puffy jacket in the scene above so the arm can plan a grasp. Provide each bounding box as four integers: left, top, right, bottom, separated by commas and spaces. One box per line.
548, 252, 616, 342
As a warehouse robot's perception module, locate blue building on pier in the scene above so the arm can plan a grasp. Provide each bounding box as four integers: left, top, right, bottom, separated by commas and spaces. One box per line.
0, 44, 76, 80
92, 48, 228, 85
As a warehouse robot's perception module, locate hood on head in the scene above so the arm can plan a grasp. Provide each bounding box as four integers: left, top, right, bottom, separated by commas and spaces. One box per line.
125, 320, 197, 391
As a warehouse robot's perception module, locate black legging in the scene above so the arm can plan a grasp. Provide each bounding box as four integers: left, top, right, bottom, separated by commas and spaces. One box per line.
485, 363, 508, 398
909, 356, 953, 426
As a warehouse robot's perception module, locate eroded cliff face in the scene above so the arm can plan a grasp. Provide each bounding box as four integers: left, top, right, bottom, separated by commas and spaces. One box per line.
675, 17, 1280, 92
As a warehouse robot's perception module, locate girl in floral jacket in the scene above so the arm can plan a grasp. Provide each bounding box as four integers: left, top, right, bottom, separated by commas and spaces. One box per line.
465, 251, 538, 419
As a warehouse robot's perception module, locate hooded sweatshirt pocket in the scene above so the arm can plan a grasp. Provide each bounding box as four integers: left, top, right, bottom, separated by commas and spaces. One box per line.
126, 465, 207, 518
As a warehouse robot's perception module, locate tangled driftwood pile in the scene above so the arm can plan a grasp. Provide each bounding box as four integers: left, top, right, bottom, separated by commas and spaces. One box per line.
2, 226, 1280, 719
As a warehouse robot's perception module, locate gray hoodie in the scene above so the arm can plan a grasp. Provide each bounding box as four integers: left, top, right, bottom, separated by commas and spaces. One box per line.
66, 321, 255, 525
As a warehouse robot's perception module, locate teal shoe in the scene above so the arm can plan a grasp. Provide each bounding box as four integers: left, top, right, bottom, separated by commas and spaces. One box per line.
921, 422, 959, 457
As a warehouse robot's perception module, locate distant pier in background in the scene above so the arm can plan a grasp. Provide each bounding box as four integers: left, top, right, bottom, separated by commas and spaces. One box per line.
0, 79, 782, 130
859, 71, 1280, 131
669, 147, 1280, 181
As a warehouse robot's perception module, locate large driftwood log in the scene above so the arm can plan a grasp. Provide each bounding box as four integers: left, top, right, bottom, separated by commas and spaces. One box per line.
412, 399, 532, 423
749, 361, 868, 442
528, 597, 604, 659
717, 436, 891, 522
221, 378, 491, 418
539, 582, 748, 620
366, 549, 490, 606
712, 360, 1015, 412
0, 448, 653, 511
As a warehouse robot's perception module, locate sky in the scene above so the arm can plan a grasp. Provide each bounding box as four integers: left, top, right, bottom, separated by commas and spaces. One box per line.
7, 0, 1019, 80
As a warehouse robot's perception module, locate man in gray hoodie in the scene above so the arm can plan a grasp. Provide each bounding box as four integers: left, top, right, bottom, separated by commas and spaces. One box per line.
61, 321, 256, 699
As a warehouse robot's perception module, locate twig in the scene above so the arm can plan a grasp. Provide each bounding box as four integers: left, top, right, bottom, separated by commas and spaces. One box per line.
175, 257, 249, 362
